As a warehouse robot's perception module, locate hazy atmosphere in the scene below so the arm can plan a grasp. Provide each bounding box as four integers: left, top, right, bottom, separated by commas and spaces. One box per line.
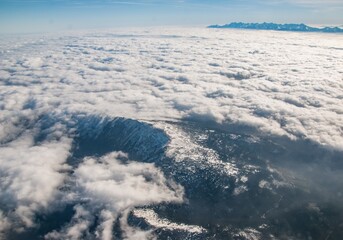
1, 0, 343, 33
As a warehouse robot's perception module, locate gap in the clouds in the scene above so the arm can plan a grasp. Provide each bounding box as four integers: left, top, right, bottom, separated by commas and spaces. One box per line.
68, 116, 169, 166
32, 115, 176, 239
3, 113, 343, 239
183, 116, 343, 164
155, 121, 343, 239
5, 205, 75, 240
113, 213, 124, 239
34, 205, 76, 239
182, 117, 343, 193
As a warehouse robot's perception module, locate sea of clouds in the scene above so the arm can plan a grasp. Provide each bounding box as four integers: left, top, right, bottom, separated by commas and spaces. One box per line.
0, 27, 342, 239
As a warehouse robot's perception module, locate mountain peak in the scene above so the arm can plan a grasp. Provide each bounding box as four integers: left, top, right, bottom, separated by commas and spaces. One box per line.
208, 22, 343, 33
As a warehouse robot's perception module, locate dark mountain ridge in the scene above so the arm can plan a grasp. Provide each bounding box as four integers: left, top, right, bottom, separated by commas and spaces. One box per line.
208, 22, 343, 33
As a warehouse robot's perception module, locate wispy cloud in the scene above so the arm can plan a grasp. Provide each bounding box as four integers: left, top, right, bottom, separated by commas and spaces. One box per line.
260, 0, 343, 7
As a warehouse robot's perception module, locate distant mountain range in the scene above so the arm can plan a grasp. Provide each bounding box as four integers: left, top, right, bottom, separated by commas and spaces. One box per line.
208, 22, 343, 33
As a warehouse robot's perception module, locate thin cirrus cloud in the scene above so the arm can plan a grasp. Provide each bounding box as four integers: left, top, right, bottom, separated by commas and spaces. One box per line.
261, 0, 343, 8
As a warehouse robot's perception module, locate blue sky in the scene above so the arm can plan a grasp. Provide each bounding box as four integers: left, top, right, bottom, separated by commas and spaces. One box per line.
0, 0, 342, 33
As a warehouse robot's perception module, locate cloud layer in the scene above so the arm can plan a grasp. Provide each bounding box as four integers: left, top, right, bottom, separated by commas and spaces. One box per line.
0, 27, 343, 238
1, 28, 342, 149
